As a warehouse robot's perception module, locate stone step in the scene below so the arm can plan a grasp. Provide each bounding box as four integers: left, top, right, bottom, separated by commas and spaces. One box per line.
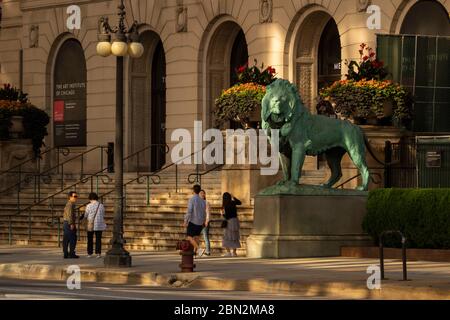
0, 228, 251, 240
0, 240, 246, 254
0, 218, 254, 228
0, 206, 254, 215
0, 169, 252, 253
0, 233, 247, 248
0, 195, 226, 204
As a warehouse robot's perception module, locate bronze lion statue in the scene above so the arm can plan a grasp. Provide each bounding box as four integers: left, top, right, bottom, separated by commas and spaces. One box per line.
262, 79, 374, 191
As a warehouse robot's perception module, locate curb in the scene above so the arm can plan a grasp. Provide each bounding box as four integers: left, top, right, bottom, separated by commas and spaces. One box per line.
0, 263, 198, 287
0, 263, 449, 300
187, 277, 450, 300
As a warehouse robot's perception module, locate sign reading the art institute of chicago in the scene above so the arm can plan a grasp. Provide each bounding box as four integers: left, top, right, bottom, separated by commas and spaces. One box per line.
53, 39, 87, 147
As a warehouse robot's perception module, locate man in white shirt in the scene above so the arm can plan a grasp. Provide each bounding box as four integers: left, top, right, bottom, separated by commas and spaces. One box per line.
183, 185, 206, 254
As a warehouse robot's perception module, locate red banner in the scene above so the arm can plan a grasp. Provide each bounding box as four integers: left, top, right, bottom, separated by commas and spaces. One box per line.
53, 100, 64, 122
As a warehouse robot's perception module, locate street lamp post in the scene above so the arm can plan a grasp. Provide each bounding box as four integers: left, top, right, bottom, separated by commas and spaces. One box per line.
96, 0, 144, 267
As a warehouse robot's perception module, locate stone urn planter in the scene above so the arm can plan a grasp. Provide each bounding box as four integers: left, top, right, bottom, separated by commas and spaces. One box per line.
249, 104, 262, 128
9, 115, 24, 138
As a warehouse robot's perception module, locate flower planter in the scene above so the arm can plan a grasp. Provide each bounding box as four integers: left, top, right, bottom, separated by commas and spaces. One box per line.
215, 82, 266, 129
383, 100, 393, 118
9, 115, 24, 138
319, 79, 411, 128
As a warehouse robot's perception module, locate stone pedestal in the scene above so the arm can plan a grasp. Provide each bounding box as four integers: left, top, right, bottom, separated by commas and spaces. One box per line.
221, 165, 282, 205
246, 192, 372, 258
0, 139, 35, 190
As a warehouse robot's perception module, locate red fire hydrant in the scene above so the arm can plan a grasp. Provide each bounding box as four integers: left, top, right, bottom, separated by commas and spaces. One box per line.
176, 240, 196, 272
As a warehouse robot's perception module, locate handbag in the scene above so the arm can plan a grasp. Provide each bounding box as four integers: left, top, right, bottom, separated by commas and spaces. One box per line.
87, 203, 100, 232
220, 219, 228, 228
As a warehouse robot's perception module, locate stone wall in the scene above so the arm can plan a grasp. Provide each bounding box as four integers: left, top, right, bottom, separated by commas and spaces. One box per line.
0, 0, 448, 173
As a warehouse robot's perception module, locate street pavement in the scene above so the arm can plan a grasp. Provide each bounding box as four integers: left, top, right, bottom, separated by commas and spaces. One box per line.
0, 246, 449, 299
0, 278, 326, 300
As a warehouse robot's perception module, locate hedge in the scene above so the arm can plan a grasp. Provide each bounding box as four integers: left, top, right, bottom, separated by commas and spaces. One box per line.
363, 189, 450, 249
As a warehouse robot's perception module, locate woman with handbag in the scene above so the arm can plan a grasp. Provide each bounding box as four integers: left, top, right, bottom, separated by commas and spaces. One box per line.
221, 192, 242, 257
85, 192, 107, 258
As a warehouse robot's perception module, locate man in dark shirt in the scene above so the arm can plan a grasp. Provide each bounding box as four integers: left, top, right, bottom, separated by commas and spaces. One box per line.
63, 191, 79, 259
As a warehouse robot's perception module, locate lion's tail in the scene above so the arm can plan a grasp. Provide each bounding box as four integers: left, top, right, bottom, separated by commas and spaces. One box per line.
364, 135, 385, 166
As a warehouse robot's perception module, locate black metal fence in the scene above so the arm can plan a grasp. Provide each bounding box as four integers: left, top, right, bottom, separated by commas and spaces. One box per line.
385, 136, 450, 188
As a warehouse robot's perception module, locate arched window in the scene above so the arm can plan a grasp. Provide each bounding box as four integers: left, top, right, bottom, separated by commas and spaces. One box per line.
401, 0, 450, 36
378, 1, 450, 132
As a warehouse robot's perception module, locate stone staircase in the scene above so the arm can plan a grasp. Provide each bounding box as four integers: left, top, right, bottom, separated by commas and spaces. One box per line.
0, 165, 328, 255
0, 170, 253, 255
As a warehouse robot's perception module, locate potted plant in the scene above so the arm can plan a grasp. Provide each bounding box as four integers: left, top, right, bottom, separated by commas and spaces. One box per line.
214, 60, 277, 128
0, 84, 50, 157
215, 82, 267, 128
319, 44, 412, 126
346, 43, 388, 81
319, 79, 412, 126
0, 84, 28, 138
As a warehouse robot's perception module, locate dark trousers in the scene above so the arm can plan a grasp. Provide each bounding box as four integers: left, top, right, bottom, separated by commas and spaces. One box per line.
87, 231, 103, 255
63, 222, 77, 257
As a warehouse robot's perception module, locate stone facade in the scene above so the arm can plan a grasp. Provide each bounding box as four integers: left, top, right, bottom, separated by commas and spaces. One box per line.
0, 0, 448, 173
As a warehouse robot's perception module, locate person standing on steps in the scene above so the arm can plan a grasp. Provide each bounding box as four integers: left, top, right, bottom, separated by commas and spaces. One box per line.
199, 189, 211, 257
85, 192, 107, 258
183, 184, 206, 255
221, 192, 241, 257
63, 191, 79, 259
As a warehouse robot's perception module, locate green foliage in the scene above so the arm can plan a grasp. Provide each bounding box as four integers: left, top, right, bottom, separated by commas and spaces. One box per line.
0, 107, 12, 140
319, 79, 412, 125
236, 59, 277, 86
346, 43, 388, 81
19, 104, 50, 156
363, 189, 450, 249
0, 83, 49, 157
0, 84, 28, 103
214, 83, 266, 127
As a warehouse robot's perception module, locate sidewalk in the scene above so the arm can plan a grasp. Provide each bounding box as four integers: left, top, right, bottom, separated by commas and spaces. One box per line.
0, 246, 449, 299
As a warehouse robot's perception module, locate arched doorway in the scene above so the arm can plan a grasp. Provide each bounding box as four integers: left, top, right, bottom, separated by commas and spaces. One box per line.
150, 40, 166, 171
129, 31, 166, 172
290, 10, 341, 111
53, 38, 87, 147
204, 20, 248, 128
230, 30, 249, 86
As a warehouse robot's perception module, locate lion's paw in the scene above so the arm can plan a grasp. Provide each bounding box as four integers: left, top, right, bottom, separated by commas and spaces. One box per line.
286, 180, 298, 187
